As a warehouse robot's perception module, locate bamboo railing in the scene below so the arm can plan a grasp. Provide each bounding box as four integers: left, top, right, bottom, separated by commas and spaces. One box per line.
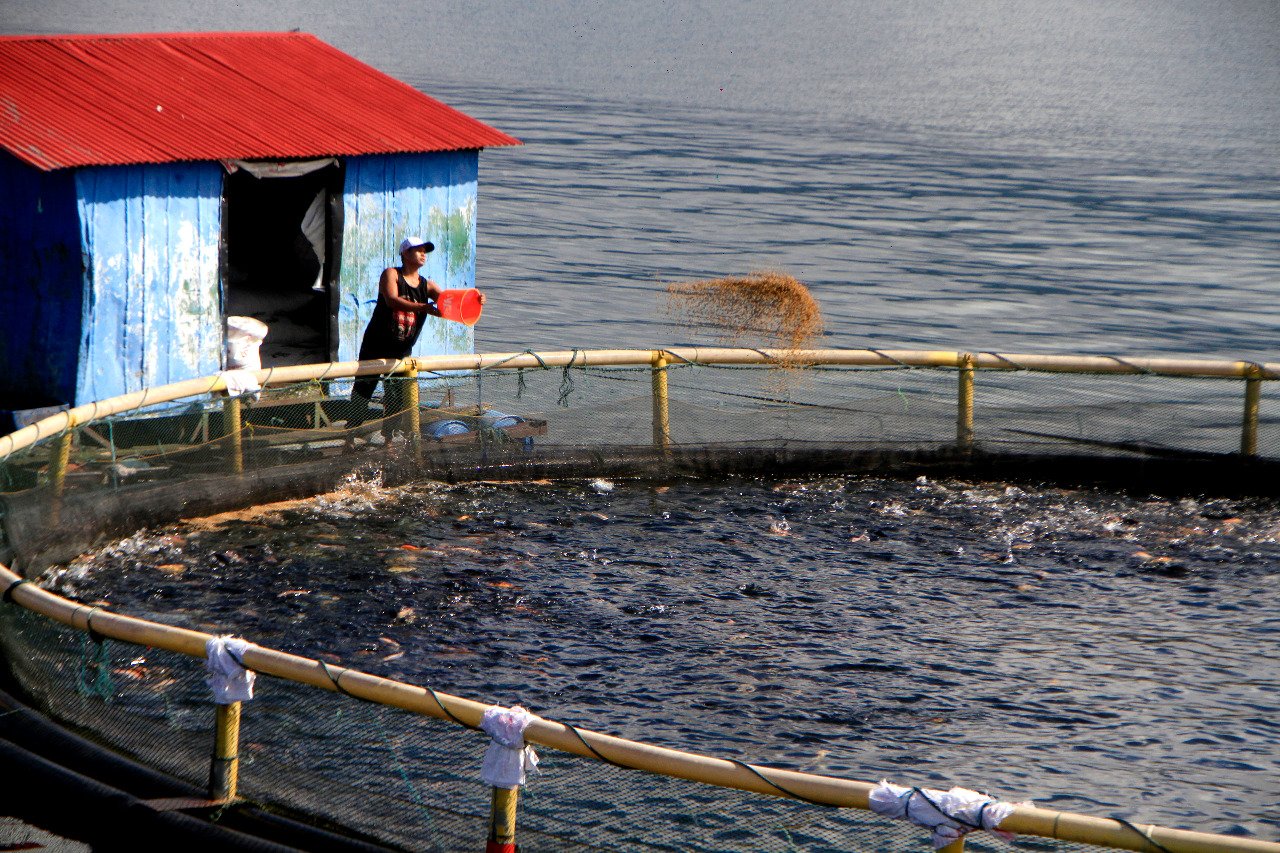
3, 347, 1277, 462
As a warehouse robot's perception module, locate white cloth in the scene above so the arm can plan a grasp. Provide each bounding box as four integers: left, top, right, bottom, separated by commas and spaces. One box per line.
228, 157, 339, 178
220, 369, 262, 398
869, 780, 1019, 849
224, 317, 268, 372
479, 705, 540, 789
205, 636, 256, 704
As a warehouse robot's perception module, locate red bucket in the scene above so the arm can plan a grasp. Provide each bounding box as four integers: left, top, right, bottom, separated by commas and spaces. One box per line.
436, 289, 483, 325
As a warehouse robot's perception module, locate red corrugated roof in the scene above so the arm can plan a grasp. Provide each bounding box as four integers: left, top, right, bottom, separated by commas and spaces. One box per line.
0, 32, 521, 171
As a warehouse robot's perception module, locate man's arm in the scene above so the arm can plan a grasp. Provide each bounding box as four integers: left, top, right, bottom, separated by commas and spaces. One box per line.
379, 268, 441, 315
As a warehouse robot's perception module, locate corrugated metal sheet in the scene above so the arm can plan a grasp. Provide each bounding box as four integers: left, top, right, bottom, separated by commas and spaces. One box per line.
75, 162, 225, 402
0, 32, 521, 172
339, 152, 479, 363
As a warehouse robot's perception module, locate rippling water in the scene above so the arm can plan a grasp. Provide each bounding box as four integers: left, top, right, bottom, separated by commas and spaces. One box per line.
53, 475, 1280, 837
457, 87, 1280, 363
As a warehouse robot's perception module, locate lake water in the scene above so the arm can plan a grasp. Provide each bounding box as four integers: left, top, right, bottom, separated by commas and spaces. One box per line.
8, 0, 1280, 844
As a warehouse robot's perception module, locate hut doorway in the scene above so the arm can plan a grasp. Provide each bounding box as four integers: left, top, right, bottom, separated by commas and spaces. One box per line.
221, 159, 344, 368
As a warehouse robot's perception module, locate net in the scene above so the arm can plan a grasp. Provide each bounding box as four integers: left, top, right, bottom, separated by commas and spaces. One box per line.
0, 604, 1118, 852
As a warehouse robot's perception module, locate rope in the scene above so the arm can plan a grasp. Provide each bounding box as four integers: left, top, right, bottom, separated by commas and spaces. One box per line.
900, 787, 984, 831
480, 349, 553, 373
557, 721, 828, 807
1, 578, 29, 604
318, 661, 364, 700
693, 386, 860, 411
561, 721, 633, 769
1110, 817, 1174, 853
319, 659, 478, 733
977, 351, 1030, 372
318, 661, 475, 735
746, 347, 784, 364
107, 419, 118, 488
864, 349, 920, 369
358, 698, 446, 851
84, 607, 106, 645
75, 629, 114, 700
728, 759, 831, 807
557, 349, 582, 407
1106, 357, 1160, 377
425, 687, 480, 731
224, 645, 253, 675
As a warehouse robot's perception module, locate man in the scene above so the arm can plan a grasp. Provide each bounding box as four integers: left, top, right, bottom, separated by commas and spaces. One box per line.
347, 236, 484, 443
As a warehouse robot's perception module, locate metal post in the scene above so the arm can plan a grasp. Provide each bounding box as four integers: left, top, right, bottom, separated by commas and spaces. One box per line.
957, 352, 975, 450
209, 701, 241, 801
651, 351, 671, 454
224, 395, 244, 476
486, 786, 519, 853
50, 428, 73, 525
1242, 365, 1262, 456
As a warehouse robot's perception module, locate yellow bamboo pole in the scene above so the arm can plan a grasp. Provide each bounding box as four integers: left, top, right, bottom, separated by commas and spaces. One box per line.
209, 701, 241, 801
487, 786, 519, 853
224, 395, 244, 476
49, 428, 74, 525
938, 839, 965, 853
651, 351, 671, 453
400, 364, 421, 461
957, 352, 975, 450
1242, 365, 1262, 456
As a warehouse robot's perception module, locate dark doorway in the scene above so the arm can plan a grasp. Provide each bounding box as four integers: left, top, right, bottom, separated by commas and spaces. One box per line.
222, 162, 343, 368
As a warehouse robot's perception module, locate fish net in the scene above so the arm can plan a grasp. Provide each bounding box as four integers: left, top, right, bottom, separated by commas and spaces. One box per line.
1, 353, 1276, 851
4, 359, 1276, 573
0, 603, 1120, 852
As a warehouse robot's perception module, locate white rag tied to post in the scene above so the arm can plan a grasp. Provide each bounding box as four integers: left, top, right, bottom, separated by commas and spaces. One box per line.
205, 636, 256, 704
480, 705, 540, 789
869, 780, 1020, 849
219, 369, 262, 399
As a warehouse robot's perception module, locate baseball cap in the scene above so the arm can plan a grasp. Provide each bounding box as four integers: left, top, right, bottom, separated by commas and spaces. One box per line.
399, 236, 435, 254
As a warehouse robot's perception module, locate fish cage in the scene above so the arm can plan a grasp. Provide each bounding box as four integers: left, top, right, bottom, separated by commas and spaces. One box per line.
1, 348, 1278, 853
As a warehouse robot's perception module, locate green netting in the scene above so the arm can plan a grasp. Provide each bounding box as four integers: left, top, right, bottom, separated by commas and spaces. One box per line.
1, 362, 1274, 524
0, 603, 1120, 852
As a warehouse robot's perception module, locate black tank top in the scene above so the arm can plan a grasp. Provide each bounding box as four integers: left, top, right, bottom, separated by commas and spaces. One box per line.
364, 270, 429, 350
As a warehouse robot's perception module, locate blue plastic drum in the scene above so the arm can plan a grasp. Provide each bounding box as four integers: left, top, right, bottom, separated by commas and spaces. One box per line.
428, 419, 471, 439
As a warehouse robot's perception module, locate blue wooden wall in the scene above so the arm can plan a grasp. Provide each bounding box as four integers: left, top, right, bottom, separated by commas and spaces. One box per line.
2, 151, 481, 416
74, 163, 225, 404
339, 151, 479, 362
0, 152, 84, 409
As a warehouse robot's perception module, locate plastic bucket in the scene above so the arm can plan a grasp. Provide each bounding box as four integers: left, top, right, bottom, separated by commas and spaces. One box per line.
435, 289, 483, 325
225, 316, 269, 371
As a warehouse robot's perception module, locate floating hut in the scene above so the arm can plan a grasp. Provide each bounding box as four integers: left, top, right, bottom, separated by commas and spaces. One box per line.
0, 32, 520, 431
